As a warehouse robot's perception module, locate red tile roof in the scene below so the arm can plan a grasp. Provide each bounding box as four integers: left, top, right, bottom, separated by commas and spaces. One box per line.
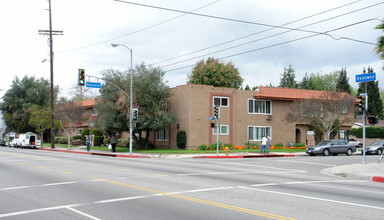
254, 86, 357, 102
75, 99, 96, 108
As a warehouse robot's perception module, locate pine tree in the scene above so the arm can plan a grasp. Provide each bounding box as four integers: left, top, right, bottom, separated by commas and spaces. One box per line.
336, 68, 351, 94
279, 65, 297, 88
357, 67, 383, 118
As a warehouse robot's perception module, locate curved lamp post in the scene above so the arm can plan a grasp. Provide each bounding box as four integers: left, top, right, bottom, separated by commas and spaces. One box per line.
111, 43, 133, 155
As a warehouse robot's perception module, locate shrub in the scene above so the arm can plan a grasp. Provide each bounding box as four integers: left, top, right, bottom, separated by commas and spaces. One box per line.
244, 141, 253, 149
176, 130, 187, 149
275, 143, 284, 148
71, 139, 82, 146
294, 143, 305, 148
224, 143, 233, 149
90, 129, 103, 136
54, 136, 65, 144
94, 136, 104, 146
118, 139, 129, 148
71, 135, 82, 141
103, 138, 110, 146
81, 128, 90, 142
352, 127, 384, 138
197, 144, 207, 150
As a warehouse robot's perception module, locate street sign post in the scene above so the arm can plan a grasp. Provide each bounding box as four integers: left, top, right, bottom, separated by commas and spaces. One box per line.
86, 82, 101, 88
355, 72, 376, 83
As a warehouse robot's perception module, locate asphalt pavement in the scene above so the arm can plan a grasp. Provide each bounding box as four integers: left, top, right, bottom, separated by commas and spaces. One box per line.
37, 146, 384, 184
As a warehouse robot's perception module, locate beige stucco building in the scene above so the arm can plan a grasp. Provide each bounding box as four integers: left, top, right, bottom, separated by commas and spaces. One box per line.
154, 84, 356, 149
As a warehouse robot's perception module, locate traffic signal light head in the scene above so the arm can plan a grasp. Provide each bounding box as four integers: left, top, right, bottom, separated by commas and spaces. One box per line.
78, 69, 85, 86
214, 105, 220, 118
368, 116, 378, 125
359, 94, 366, 112
132, 108, 138, 120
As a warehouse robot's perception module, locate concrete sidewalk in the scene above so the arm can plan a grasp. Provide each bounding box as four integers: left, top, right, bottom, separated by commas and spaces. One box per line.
321, 163, 384, 183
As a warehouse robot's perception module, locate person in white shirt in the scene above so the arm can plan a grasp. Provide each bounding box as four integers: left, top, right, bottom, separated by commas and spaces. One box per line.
260, 136, 267, 154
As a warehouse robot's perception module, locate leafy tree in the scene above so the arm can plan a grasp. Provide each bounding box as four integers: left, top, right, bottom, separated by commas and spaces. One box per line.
357, 67, 383, 118
187, 57, 243, 89
279, 65, 297, 88
285, 91, 356, 140
336, 68, 351, 94
97, 64, 176, 150
374, 20, 384, 69
299, 73, 314, 90
55, 100, 87, 149
0, 76, 58, 133
244, 85, 250, 90
28, 105, 59, 147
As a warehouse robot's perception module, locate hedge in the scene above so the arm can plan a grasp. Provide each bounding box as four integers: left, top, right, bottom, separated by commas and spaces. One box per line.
351, 127, 384, 138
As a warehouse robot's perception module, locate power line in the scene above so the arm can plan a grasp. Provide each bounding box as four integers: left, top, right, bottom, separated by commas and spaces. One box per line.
153, 1, 383, 67
150, 0, 362, 66
164, 19, 379, 73
58, 0, 221, 53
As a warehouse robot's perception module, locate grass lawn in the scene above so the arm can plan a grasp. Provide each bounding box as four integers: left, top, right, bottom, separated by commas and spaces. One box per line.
42, 143, 305, 154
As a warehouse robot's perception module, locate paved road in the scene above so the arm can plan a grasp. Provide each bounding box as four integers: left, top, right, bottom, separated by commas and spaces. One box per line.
1, 148, 383, 219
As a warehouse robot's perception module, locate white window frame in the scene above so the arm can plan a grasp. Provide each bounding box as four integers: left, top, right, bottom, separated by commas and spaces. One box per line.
156, 129, 169, 141
248, 126, 271, 141
212, 125, 229, 135
248, 99, 271, 114
77, 128, 82, 135
213, 96, 229, 107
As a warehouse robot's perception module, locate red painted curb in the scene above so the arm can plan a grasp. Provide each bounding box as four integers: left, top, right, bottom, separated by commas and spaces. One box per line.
372, 176, 384, 183
117, 155, 151, 158
39, 148, 91, 155
192, 154, 296, 159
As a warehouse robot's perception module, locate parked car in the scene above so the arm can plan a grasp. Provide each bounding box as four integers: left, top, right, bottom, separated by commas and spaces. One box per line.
363, 140, 384, 155
306, 139, 356, 156
0, 139, 5, 146
348, 138, 362, 148
9, 138, 17, 147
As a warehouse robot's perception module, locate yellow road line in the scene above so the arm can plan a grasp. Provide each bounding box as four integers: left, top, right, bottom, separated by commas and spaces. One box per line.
152, 174, 167, 177
120, 169, 132, 171
99, 179, 296, 220
60, 171, 72, 174
36, 166, 46, 169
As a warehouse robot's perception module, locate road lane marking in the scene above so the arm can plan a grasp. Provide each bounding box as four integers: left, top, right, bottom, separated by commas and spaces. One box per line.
250, 180, 366, 187
60, 171, 72, 174
99, 179, 296, 220
66, 207, 101, 220
2, 181, 81, 191
178, 170, 305, 176
276, 160, 336, 167
207, 161, 307, 172
120, 169, 132, 171
36, 166, 46, 169
152, 174, 167, 176
239, 186, 384, 211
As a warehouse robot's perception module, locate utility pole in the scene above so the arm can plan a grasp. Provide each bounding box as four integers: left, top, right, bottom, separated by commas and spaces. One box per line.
39, 0, 63, 149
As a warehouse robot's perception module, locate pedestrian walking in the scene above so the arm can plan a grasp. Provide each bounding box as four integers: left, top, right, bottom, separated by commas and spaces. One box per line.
266, 135, 271, 154
86, 136, 90, 152
260, 136, 267, 154
110, 134, 117, 153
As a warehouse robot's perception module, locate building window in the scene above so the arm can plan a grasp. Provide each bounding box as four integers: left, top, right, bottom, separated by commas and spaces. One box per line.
213, 97, 229, 107
213, 125, 229, 135
248, 99, 271, 114
91, 108, 97, 115
248, 126, 271, 141
156, 129, 169, 141
78, 128, 82, 135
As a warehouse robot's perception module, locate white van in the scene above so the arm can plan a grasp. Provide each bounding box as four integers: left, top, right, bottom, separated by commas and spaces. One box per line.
15, 132, 39, 149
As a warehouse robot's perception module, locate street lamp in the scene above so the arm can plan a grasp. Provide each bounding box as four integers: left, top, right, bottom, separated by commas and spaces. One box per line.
111, 43, 133, 155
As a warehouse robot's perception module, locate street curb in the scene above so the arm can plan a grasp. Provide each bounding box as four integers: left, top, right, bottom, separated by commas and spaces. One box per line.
192, 154, 296, 159
372, 176, 384, 183
38, 148, 150, 158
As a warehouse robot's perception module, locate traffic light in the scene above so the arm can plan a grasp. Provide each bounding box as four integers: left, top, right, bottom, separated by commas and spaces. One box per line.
368, 116, 378, 125
359, 94, 366, 112
132, 108, 138, 120
78, 69, 85, 86
214, 105, 220, 118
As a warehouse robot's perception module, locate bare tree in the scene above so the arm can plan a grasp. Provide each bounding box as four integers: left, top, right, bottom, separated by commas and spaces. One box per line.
285, 91, 356, 140
55, 100, 87, 149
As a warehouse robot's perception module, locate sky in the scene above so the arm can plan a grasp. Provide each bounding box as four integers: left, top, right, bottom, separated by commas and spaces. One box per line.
0, 0, 383, 100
